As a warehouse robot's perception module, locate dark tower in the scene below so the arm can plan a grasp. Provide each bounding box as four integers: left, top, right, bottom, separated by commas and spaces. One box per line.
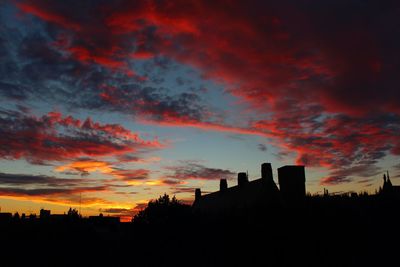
278, 165, 306, 207
195, 188, 202, 202
238, 172, 248, 188
220, 179, 228, 192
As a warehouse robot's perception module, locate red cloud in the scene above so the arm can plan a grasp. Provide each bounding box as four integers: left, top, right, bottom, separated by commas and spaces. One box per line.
138, 116, 269, 138
0, 109, 162, 164
253, 114, 400, 168
15, 1, 400, 184
16, 1, 400, 114
67, 45, 127, 69
16, 2, 81, 31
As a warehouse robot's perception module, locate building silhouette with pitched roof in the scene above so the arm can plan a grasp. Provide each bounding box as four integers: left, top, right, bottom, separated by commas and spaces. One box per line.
193, 163, 306, 215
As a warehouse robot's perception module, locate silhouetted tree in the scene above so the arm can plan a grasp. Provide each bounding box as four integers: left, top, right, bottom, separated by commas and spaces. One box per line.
132, 194, 191, 226
67, 207, 80, 220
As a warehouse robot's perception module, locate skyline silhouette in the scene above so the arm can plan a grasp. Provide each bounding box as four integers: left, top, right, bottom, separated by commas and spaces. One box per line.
1, 0, 400, 217
1, 162, 398, 222
1, 163, 399, 266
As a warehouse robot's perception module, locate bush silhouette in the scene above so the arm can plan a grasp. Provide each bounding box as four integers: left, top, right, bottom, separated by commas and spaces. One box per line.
132, 194, 191, 226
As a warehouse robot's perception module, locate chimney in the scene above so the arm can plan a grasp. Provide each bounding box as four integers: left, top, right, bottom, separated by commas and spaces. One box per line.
195, 188, 201, 201
220, 179, 228, 192
261, 163, 273, 181
238, 172, 248, 188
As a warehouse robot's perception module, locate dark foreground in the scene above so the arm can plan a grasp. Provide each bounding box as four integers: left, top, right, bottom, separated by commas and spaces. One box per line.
1, 196, 399, 267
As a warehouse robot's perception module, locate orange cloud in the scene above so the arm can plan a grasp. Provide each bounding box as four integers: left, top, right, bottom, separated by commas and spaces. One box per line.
55, 160, 152, 184
56, 160, 114, 176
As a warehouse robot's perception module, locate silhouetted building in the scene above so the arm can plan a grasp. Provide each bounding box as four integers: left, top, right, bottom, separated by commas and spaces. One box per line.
13, 212, 20, 220
88, 214, 120, 224
50, 214, 67, 222
0, 212, 12, 222
278, 165, 306, 207
193, 163, 284, 215
380, 171, 400, 198
40, 209, 51, 219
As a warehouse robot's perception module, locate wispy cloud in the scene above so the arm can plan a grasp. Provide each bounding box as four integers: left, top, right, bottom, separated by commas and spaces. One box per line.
165, 161, 235, 181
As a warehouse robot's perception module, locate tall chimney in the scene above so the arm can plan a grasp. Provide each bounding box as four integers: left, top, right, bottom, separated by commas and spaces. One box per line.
220, 179, 228, 192
261, 163, 273, 181
195, 188, 201, 201
238, 172, 248, 187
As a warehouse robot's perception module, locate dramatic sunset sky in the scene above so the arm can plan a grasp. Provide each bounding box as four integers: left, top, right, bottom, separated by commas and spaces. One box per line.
1, 0, 399, 220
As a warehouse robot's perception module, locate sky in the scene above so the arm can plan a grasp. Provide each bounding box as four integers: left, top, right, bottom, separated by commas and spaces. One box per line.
1, 0, 400, 221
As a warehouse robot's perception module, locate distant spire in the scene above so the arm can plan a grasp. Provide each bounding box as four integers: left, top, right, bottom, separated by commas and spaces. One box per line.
383, 173, 387, 183
387, 171, 392, 186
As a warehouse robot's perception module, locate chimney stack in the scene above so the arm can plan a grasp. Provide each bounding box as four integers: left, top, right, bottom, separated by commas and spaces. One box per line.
195, 188, 201, 201
261, 163, 273, 181
220, 179, 228, 192
278, 165, 306, 208
238, 172, 248, 188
